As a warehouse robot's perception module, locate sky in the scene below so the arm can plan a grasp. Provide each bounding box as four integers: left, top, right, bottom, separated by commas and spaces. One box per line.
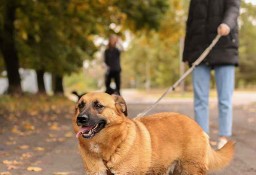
245, 0, 256, 5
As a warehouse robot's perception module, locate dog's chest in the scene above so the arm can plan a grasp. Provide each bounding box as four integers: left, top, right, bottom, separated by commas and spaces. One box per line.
90, 142, 101, 153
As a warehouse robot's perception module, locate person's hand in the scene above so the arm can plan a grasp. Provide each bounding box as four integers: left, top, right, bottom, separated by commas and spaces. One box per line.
217, 23, 230, 36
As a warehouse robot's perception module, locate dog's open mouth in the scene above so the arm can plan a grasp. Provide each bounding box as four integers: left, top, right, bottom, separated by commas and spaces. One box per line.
76, 120, 106, 139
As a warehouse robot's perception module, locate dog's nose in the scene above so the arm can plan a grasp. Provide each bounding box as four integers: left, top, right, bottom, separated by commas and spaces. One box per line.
77, 114, 89, 126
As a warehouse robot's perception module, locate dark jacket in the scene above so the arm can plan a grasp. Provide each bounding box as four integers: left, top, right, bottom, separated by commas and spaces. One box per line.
183, 0, 240, 67
104, 47, 121, 72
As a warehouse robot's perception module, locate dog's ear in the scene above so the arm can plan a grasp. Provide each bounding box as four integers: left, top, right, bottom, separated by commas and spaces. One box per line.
72, 91, 87, 102
112, 95, 128, 116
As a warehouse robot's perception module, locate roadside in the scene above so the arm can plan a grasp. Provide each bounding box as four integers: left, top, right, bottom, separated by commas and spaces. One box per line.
0, 95, 77, 175
122, 89, 256, 105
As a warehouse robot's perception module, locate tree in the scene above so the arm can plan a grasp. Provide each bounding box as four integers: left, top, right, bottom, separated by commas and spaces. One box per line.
237, 1, 256, 87
15, 0, 92, 94
116, 0, 169, 31
0, 0, 169, 95
0, 0, 22, 94
122, 0, 184, 89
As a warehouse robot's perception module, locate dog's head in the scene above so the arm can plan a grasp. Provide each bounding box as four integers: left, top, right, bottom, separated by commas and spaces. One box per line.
73, 92, 127, 139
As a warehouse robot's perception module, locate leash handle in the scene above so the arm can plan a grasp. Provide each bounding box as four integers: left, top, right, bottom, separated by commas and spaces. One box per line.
137, 34, 221, 117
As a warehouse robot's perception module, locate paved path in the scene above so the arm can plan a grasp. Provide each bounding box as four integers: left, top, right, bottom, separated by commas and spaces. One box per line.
122, 89, 256, 106
1, 90, 256, 175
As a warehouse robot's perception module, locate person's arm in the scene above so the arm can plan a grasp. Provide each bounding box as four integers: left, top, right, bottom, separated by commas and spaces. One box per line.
218, 0, 240, 36
116, 38, 124, 52
186, 0, 194, 29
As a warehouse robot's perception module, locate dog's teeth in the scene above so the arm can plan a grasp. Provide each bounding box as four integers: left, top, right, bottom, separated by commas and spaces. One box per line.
93, 124, 98, 130
80, 124, 99, 138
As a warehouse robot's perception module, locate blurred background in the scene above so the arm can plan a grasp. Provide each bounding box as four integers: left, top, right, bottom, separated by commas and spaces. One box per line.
1, 1, 256, 174
0, 0, 255, 96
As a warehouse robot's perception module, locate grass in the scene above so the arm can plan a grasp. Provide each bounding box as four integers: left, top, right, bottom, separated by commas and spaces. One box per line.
64, 71, 98, 95
0, 94, 73, 112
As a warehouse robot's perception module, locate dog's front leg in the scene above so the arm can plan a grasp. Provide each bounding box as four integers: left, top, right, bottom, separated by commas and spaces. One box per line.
82, 158, 107, 175
79, 146, 107, 175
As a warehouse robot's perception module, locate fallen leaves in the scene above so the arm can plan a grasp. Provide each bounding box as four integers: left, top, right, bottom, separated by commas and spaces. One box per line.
0, 172, 12, 175
0, 95, 74, 174
5, 139, 16, 146
11, 126, 23, 136
2, 160, 22, 170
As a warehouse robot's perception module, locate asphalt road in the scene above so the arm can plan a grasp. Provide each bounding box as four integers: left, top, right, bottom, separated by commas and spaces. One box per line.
1, 96, 256, 175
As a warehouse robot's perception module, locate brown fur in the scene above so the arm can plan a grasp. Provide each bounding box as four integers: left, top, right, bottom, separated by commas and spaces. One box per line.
72, 92, 234, 175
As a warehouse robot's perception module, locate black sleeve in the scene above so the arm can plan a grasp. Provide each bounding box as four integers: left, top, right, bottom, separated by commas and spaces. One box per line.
186, 0, 194, 29
104, 50, 109, 66
183, 0, 193, 61
223, 0, 240, 30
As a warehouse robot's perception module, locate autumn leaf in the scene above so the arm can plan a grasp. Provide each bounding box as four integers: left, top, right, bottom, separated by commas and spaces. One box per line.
49, 122, 60, 130
5, 140, 16, 145
34, 147, 45, 151
58, 138, 65, 142
23, 122, 35, 131
20, 152, 32, 160
11, 126, 21, 134
53, 172, 70, 175
19, 145, 29, 150
27, 166, 42, 172
29, 110, 39, 116
0, 172, 12, 175
48, 134, 57, 138
11, 126, 25, 136
64, 132, 73, 138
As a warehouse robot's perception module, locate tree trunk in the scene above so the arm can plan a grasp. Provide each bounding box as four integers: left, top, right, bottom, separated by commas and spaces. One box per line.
36, 69, 46, 94
0, 0, 22, 94
53, 75, 64, 95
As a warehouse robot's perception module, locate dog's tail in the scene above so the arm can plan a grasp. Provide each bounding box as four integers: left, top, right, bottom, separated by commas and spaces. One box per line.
207, 140, 235, 171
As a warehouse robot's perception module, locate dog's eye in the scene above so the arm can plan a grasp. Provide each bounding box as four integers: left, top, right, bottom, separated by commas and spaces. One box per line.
78, 101, 85, 109
94, 101, 104, 109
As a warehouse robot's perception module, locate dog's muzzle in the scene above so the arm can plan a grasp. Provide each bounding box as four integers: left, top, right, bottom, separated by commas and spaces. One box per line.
76, 114, 106, 139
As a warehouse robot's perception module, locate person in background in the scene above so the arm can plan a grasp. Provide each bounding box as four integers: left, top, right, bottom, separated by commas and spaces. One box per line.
104, 35, 123, 95
183, 0, 240, 149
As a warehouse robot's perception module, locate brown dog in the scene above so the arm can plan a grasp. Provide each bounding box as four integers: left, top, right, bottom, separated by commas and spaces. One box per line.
73, 92, 234, 175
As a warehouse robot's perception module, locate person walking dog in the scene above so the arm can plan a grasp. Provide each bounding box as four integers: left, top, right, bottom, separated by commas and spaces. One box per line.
183, 0, 240, 149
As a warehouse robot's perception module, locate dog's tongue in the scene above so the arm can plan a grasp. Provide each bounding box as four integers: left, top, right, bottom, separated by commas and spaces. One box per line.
76, 126, 93, 138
